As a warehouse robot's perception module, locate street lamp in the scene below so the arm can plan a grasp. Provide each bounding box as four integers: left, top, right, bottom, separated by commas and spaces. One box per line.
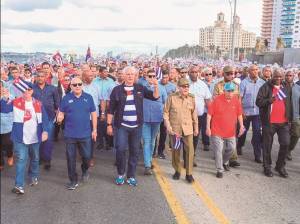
228, 0, 233, 59
228, 0, 237, 61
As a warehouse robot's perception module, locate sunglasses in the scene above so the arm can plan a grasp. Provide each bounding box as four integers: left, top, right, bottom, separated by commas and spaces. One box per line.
180, 85, 189, 88
148, 75, 156, 78
181, 71, 188, 74
71, 83, 82, 87
205, 73, 212, 76
226, 89, 234, 92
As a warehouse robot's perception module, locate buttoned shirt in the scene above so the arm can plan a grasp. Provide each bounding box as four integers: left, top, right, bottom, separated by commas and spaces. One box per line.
82, 81, 101, 116
160, 81, 177, 96
240, 77, 265, 116
189, 78, 212, 116
93, 76, 116, 100
163, 92, 198, 136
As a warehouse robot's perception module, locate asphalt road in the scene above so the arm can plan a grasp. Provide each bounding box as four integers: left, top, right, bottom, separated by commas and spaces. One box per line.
1, 133, 300, 224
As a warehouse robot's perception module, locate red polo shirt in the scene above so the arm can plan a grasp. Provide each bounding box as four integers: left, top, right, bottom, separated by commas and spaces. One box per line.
208, 94, 243, 138
270, 86, 287, 124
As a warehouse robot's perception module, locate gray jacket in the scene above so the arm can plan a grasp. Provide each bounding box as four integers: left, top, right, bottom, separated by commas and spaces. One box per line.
292, 81, 300, 121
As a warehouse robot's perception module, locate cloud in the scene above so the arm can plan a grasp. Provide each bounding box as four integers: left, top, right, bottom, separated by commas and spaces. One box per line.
2, 23, 194, 33
172, 0, 198, 7
67, 0, 122, 13
3, 0, 62, 11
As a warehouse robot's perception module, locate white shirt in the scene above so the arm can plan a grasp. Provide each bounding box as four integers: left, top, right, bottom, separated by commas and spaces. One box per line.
189, 78, 212, 116
23, 101, 38, 144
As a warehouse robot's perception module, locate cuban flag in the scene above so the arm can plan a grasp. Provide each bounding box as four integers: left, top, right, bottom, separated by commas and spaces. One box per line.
13, 78, 31, 93
172, 135, 182, 150
276, 87, 287, 101
52, 51, 63, 66
86, 46, 91, 62
155, 66, 162, 81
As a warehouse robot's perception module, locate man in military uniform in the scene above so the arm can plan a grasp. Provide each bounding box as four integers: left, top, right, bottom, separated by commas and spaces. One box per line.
213, 65, 241, 168
163, 78, 198, 183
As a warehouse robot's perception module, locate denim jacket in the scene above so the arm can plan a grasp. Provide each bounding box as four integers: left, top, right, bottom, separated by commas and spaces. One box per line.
108, 83, 159, 128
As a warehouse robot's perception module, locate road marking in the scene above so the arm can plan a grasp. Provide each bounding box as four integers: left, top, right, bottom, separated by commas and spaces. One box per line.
192, 180, 230, 224
152, 160, 190, 224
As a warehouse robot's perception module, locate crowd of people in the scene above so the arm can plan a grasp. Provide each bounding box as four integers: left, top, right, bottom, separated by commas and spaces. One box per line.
0, 58, 299, 194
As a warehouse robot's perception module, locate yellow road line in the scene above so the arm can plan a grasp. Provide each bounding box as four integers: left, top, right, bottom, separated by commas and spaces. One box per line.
152, 160, 190, 224
192, 181, 230, 224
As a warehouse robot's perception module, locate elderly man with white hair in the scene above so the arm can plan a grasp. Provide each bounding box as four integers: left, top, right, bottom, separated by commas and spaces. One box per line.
106, 66, 159, 186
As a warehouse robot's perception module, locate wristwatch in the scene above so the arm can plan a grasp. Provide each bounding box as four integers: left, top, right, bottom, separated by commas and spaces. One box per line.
107, 123, 112, 126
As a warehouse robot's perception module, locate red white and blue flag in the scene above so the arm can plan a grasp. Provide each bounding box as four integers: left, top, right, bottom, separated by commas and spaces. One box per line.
155, 66, 162, 80
86, 46, 91, 62
52, 51, 63, 66
13, 78, 31, 93
172, 134, 182, 150
276, 87, 287, 101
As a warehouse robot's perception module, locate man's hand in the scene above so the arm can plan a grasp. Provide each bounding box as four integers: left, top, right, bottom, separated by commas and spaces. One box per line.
167, 128, 174, 135
238, 126, 245, 137
193, 130, 199, 137
0, 87, 10, 99
206, 127, 211, 137
152, 78, 158, 87
107, 125, 113, 136
42, 131, 48, 142
100, 113, 106, 121
56, 112, 64, 124
92, 130, 97, 141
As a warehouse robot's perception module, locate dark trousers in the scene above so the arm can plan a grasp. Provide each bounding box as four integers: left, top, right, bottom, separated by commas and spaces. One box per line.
262, 123, 290, 170
237, 115, 262, 159
115, 126, 142, 178
0, 132, 13, 166
289, 121, 300, 152
193, 113, 210, 153
65, 137, 92, 183
157, 122, 167, 155
98, 118, 113, 148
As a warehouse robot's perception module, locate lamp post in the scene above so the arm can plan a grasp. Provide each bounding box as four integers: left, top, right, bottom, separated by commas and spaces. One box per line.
231, 0, 237, 61
228, 0, 233, 59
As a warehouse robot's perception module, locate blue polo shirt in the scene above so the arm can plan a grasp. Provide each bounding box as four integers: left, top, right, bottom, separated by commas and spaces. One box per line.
59, 91, 96, 138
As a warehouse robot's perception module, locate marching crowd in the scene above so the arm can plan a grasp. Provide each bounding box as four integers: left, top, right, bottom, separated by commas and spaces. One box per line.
0, 59, 299, 194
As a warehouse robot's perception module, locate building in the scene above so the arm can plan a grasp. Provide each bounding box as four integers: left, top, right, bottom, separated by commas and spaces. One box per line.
265, 0, 300, 50
261, 0, 274, 44
199, 13, 256, 56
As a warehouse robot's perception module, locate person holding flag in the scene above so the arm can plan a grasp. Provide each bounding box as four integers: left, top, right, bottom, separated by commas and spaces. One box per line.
85, 46, 92, 63
256, 69, 292, 178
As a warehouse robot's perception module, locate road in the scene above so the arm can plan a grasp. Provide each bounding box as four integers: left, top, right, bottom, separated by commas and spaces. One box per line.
1, 133, 300, 224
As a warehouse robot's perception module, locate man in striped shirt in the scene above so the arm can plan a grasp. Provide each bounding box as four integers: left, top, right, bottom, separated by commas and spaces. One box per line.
107, 66, 159, 186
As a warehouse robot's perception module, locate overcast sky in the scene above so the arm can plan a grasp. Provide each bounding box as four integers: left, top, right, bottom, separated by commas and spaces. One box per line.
1, 0, 262, 55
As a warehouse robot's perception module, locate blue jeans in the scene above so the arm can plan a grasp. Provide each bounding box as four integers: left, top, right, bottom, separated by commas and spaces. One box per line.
65, 137, 92, 183
13, 142, 40, 188
237, 115, 262, 159
39, 121, 54, 162
115, 126, 142, 178
142, 122, 160, 168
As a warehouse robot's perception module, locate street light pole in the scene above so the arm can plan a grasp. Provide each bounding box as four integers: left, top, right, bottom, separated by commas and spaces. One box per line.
228, 0, 233, 60
231, 0, 237, 61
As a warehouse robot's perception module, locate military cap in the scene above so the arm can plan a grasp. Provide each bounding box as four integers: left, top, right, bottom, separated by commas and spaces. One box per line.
178, 78, 189, 86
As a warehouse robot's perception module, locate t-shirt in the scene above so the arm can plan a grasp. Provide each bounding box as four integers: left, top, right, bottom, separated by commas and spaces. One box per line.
208, 94, 243, 138
23, 101, 38, 144
121, 86, 138, 128
270, 86, 287, 124
59, 92, 96, 138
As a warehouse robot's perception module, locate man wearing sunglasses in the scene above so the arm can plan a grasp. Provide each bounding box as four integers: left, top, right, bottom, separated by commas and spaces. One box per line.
213, 65, 241, 168
57, 77, 97, 190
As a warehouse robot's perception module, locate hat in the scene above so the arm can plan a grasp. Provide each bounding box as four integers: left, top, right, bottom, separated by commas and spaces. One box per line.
223, 65, 234, 73
178, 78, 189, 86
224, 82, 235, 92
13, 78, 33, 93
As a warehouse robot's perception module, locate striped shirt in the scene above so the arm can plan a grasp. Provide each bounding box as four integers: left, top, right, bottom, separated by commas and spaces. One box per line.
121, 86, 138, 128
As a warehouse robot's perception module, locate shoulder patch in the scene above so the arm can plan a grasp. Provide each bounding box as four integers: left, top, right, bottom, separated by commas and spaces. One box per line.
188, 93, 195, 98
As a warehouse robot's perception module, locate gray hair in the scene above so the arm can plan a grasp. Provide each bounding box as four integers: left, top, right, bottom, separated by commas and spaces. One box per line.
123, 66, 137, 75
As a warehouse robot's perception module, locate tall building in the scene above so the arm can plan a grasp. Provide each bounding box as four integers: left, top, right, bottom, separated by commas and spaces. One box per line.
199, 12, 256, 54
265, 0, 300, 49
261, 0, 274, 44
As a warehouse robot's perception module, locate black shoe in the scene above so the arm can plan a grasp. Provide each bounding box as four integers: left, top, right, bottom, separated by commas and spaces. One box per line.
151, 164, 154, 169
254, 158, 262, 163
44, 161, 51, 171
185, 175, 194, 183
229, 160, 240, 168
275, 166, 288, 178
216, 172, 223, 178
172, 172, 180, 180
264, 169, 273, 177
158, 154, 166, 159
97, 144, 104, 150
237, 147, 242, 155
286, 152, 292, 161
193, 162, 198, 167
223, 164, 230, 171
203, 145, 210, 151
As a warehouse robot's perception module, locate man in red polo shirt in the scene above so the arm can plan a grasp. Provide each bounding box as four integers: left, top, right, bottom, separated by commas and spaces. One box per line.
256, 69, 292, 178
206, 82, 244, 178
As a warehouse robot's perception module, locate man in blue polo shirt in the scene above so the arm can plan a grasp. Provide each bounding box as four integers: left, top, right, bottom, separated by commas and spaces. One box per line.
57, 77, 97, 190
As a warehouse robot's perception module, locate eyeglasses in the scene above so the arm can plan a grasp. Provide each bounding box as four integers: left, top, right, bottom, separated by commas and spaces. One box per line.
71, 83, 82, 87
148, 75, 156, 78
225, 90, 234, 92
180, 85, 189, 88
205, 73, 212, 76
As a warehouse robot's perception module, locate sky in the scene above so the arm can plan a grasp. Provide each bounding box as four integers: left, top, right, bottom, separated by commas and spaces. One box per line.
1, 0, 262, 55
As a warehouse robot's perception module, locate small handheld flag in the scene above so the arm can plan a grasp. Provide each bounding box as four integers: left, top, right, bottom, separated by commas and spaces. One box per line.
86, 46, 91, 62
276, 87, 287, 101
52, 51, 63, 66
172, 134, 182, 150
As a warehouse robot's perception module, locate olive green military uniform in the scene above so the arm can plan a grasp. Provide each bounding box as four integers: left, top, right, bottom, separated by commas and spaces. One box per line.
163, 91, 198, 175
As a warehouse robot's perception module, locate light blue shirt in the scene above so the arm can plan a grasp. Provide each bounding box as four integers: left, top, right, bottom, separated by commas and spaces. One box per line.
160, 81, 177, 96
92, 77, 116, 100
240, 77, 265, 116
82, 82, 101, 116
